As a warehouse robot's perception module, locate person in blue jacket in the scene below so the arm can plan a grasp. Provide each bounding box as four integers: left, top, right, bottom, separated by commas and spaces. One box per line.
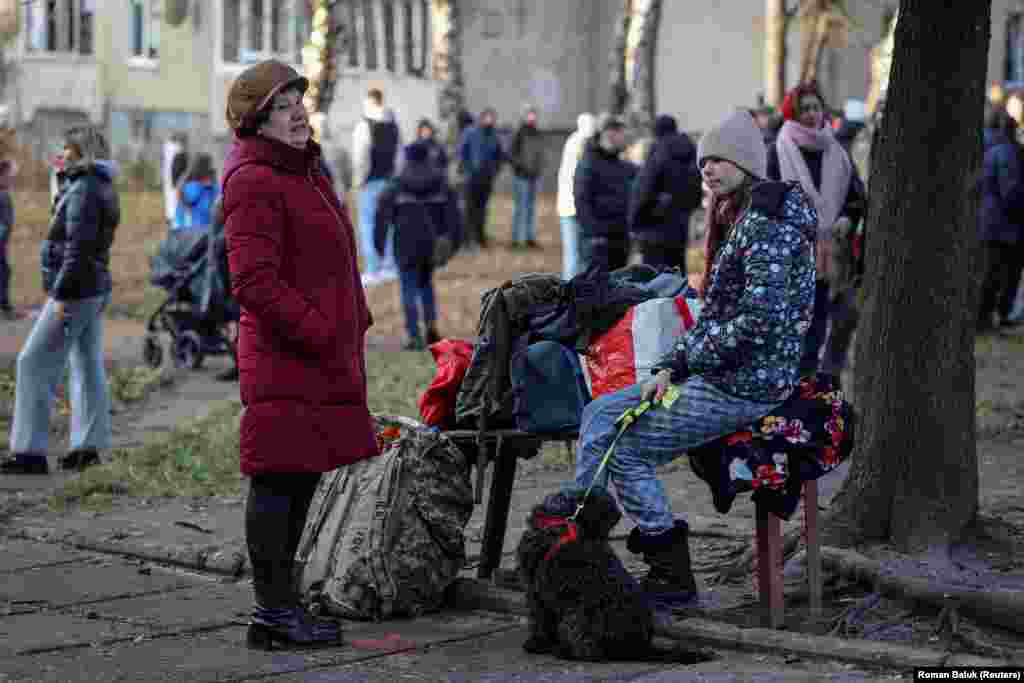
458, 108, 504, 248
174, 153, 219, 233
979, 108, 1024, 332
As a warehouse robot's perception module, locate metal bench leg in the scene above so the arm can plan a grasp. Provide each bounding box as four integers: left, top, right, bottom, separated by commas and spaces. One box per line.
477, 436, 519, 581
755, 500, 785, 628
804, 480, 822, 614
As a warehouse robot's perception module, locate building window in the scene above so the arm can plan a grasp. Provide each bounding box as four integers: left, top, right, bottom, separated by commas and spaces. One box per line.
80, 0, 94, 54
130, 0, 161, 60
25, 0, 94, 55
1008, 13, 1024, 85
222, 0, 311, 65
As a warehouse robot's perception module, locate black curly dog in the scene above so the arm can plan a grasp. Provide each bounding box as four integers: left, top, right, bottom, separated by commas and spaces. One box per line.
515, 487, 713, 663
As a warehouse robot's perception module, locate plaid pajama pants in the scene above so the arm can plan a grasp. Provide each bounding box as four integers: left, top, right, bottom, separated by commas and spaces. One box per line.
574, 376, 782, 535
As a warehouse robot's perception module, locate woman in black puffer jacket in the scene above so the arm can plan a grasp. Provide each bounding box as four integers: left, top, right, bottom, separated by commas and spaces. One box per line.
1, 126, 120, 475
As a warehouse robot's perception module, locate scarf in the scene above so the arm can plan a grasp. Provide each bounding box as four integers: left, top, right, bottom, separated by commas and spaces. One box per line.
776, 120, 852, 236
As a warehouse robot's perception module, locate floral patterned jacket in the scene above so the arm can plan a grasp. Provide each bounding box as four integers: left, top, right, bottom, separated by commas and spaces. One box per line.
655, 181, 817, 402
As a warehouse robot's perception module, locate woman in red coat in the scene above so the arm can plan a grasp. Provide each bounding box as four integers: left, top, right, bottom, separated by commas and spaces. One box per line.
222, 60, 378, 649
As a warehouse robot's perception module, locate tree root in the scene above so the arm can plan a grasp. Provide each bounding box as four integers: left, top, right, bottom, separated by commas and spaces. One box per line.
820, 546, 1024, 636
827, 592, 882, 637
710, 526, 804, 585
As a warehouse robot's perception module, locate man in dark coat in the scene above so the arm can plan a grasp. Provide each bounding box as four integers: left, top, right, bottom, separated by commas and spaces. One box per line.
414, 118, 449, 173
509, 105, 545, 248
376, 140, 463, 350
458, 107, 505, 248
574, 114, 637, 272
628, 114, 702, 270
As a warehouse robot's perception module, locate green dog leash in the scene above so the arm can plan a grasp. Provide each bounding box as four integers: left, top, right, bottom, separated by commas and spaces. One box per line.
569, 384, 682, 522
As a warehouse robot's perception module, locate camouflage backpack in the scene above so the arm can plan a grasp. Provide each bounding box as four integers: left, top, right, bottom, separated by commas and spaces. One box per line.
294, 414, 473, 621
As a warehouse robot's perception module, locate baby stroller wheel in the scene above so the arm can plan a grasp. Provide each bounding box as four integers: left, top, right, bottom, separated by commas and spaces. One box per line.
142, 335, 163, 369
172, 331, 205, 370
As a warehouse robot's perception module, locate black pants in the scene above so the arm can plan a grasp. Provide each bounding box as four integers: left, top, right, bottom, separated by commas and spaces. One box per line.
800, 280, 860, 378
635, 240, 688, 271
580, 235, 631, 273
980, 242, 1020, 326
0, 227, 10, 310
463, 175, 495, 247
245, 472, 322, 609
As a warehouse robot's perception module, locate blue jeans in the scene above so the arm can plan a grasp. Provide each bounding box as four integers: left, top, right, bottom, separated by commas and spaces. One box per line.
10, 294, 112, 454
574, 377, 781, 535
398, 263, 437, 340
559, 216, 580, 280
512, 176, 537, 244
359, 179, 395, 276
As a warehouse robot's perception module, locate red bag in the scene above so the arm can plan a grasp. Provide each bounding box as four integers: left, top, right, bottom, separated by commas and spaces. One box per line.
583, 295, 702, 399
418, 339, 474, 428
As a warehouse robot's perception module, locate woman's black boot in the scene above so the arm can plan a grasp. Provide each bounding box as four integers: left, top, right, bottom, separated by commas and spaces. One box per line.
246, 606, 342, 650
627, 520, 698, 606
245, 473, 332, 650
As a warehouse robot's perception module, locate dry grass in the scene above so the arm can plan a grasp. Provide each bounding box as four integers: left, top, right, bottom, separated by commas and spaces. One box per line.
54, 348, 441, 508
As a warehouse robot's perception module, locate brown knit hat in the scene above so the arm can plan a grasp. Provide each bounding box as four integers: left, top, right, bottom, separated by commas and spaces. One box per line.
225, 60, 309, 132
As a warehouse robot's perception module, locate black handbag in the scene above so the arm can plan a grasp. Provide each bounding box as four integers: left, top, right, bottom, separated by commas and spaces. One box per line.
40, 239, 65, 293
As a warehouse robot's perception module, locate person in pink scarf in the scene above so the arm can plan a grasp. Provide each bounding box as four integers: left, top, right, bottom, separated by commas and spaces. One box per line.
767, 82, 866, 388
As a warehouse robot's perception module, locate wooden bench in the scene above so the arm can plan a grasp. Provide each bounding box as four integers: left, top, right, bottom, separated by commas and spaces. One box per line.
443, 428, 823, 629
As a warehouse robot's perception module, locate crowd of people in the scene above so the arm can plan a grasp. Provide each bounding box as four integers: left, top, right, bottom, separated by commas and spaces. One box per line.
2, 55, 1024, 648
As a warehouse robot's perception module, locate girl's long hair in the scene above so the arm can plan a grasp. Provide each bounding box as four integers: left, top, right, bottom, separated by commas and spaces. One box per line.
699, 179, 753, 298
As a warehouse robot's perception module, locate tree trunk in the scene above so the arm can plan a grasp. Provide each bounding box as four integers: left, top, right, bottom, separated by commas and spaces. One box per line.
764, 0, 787, 108
608, 0, 632, 115
824, 0, 989, 552
624, 0, 661, 135
432, 1, 464, 149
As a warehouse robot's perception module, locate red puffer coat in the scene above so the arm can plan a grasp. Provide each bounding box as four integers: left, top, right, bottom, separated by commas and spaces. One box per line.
222, 136, 377, 475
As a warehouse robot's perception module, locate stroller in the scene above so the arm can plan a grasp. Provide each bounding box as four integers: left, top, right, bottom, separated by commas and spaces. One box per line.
144, 226, 239, 371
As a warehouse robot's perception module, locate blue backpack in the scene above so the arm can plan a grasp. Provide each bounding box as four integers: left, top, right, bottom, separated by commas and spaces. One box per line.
510, 341, 592, 434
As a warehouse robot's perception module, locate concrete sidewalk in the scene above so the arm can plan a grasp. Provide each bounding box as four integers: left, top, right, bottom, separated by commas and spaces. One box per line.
1, 538, 913, 682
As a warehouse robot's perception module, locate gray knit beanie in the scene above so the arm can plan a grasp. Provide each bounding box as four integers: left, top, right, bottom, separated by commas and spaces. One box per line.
697, 109, 767, 179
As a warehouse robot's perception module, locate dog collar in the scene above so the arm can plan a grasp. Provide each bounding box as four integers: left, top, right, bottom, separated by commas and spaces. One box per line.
534, 513, 579, 562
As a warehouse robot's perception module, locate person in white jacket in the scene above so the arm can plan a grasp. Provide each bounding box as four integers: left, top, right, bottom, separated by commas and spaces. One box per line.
556, 113, 597, 280
352, 88, 401, 286
161, 132, 188, 230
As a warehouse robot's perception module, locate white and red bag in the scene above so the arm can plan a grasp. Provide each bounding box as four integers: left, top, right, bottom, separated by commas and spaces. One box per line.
581, 295, 703, 399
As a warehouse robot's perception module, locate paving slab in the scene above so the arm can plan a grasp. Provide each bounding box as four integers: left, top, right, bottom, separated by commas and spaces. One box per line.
0, 609, 522, 683
0, 557, 205, 609
83, 581, 252, 631
0, 611, 151, 657
0, 539, 86, 573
